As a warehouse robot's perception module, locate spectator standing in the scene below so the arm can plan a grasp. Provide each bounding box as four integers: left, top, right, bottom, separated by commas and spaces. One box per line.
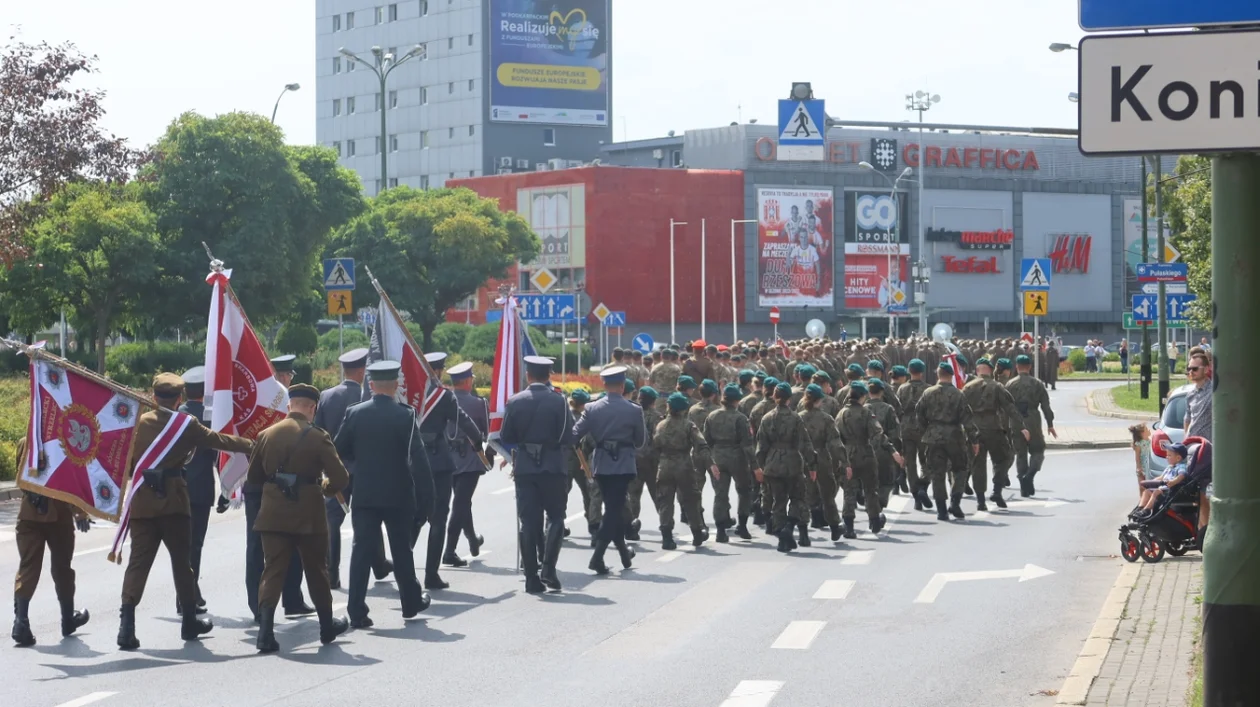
1119, 339, 1129, 374
1183, 350, 1212, 545
1084, 340, 1098, 373
1166, 341, 1179, 376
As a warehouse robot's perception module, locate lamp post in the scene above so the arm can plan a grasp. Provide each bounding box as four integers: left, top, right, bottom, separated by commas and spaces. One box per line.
270, 83, 301, 123
730, 218, 756, 344
859, 163, 914, 340
669, 219, 688, 345
905, 90, 941, 335
1048, 42, 1078, 52
339, 44, 426, 193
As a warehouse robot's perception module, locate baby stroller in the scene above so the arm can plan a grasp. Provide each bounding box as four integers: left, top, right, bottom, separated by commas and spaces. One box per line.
1118, 436, 1211, 563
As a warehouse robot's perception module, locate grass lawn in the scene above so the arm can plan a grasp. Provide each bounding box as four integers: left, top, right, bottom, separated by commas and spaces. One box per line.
1109, 383, 1161, 415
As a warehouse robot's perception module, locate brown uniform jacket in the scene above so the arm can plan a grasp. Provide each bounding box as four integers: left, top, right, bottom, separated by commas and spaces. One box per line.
127, 408, 254, 519
246, 412, 349, 535
14, 440, 77, 524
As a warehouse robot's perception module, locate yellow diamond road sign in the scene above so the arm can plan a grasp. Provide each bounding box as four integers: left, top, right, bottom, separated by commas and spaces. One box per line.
530, 268, 557, 293
592, 302, 610, 322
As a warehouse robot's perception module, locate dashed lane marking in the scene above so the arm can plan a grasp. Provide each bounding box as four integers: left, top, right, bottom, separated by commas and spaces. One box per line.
770, 620, 825, 650
53, 693, 117, 707
840, 550, 874, 565
812, 580, 855, 600
718, 680, 785, 707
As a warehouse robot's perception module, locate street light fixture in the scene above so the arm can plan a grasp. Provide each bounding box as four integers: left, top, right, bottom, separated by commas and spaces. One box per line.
903, 91, 940, 335
270, 83, 301, 124
1048, 42, 1078, 52
1068, 92, 1080, 103
339, 43, 427, 194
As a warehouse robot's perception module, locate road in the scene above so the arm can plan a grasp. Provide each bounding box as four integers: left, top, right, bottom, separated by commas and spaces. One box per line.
1, 383, 1137, 707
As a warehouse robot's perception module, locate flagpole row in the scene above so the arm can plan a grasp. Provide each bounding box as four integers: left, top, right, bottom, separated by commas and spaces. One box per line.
0, 337, 156, 408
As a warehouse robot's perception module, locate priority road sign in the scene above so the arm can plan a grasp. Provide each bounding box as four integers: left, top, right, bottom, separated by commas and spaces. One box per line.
604, 311, 626, 328
516, 294, 577, 322
1019, 258, 1052, 291
1023, 291, 1049, 317
1135, 262, 1188, 282
591, 302, 610, 322
530, 268, 558, 293
1079, 0, 1260, 32
632, 333, 654, 355
1079, 30, 1260, 155
777, 99, 826, 161
323, 258, 355, 291
327, 290, 353, 316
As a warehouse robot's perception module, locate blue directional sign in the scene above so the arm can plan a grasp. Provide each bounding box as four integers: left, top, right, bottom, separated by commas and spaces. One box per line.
604, 311, 627, 328
777, 99, 826, 146
323, 258, 355, 291
1165, 293, 1198, 322
358, 308, 376, 327
516, 294, 577, 323
1132, 294, 1158, 322
1019, 258, 1052, 291
1079, 0, 1260, 31
631, 333, 654, 355
1135, 262, 1188, 283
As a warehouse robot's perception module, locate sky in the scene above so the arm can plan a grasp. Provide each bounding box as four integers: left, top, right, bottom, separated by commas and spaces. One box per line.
8, 0, 1087, 149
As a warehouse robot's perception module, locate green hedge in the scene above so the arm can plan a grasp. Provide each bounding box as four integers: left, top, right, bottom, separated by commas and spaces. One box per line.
0, 378, 30, 481
275, 322, 318, 356
313, 328, 370, 369
1067, 347, 1087, 372
105, 342, 205, 387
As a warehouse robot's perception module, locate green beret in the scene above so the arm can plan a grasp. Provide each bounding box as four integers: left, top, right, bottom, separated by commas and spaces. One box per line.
812, 370, 831, 383
763, 377, 779, 391
570, 389, 591, 404
805, 383, 824, 400
677, 375, 697, 391
868, 377, 887, 392
866, 360, 884, 371
939, 362, 955, 375
909, 358, 926, 373
700, 379, 719, 396
849, 381, 869, 397
976, 357, 992, 369
667, 392, 692, 412
1016, 354, 1032, 366
996, 358, 1013, 371
754, 370, 767, 380
796, 365, 816, 380
624, 379, 636, 395
890, 365, 909, 378
847, 363, 865, 375
723, 384, 743, 401
738, 369, 755, 384
956, 354, 969, 367
638, 386, 659, 402
774, 382, 793, 400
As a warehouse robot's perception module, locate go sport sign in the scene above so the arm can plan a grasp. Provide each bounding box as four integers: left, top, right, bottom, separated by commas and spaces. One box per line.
844, 190, 910, 254
488, 0, 610, 127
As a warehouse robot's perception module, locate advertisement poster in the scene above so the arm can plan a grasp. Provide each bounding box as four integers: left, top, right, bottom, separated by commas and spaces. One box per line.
489, 0, 610, 126
516, 184, 586, 269
756, 187, 834, 308
844, 254, 910, 313
844, 190, 910, 251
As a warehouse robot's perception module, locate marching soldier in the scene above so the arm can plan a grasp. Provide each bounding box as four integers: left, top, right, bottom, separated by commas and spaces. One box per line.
627, 386, 663, 541
687, 379, 721, 524
178, 366, 214, 616
11, 441, 90, 648
565, 390, 599, 539
788, 365, 814, 410
647, 348, 683, 412
1006, 354, 1058, 497
897, 359, 934, 511
118, 373, 254, 650
336, 361, 432, 627
798, 383, 847, 541
500, 356, 575, 593
249, 384, 351, 652
755, 382, 815, 552
916, 362, 979, 521
655, 392, 716, 550
703, 384, 759, 542
444, 361, 493, 567
866, 378, 903, 507
682, 341, 716, 383
838, 383, 899, 536
962, 358, 1027, 511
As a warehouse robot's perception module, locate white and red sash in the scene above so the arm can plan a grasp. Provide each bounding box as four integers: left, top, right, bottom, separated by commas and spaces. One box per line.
108, 411, 195, 563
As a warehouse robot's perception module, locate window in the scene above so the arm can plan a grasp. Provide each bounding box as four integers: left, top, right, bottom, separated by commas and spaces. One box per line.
389, 3, 398, 21
469, 125, 475, 136
420, 0, 428, 15
672, 149, 682, 167
348, 140, 356, 156
375, 179, 382, 194
468, 78, 474, 91
389, 90, 398, 108
448, 82, 454, 94
468, 34, 473, 46
332, 14, 341, 31
421, 130, 429, 148
389, 177, 399, 188
459, 295, 477, 311
376, 136, 383, 154
333, 56, 341, 74
375, 6, 383, 24
332, 99, 341, 116
448, 37, 454, 50
518, 270, 532, 292
333, 141, 342, 156
469, 170, 476, 177
348, 60, 356, 72
390, 134, 398, 152
421, 175, 430, 189
347, 96, 356, 114
543, 128, 556, 146
374, 93, 381, 111
346, 11, 354, 28
449, 172, 455, 179
420, 87, 428, 104
448, 126, 454, 138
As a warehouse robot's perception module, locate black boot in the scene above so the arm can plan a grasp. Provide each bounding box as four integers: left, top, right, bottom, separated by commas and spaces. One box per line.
1026, 471, 1038, 496
752, 507, 768, 526
12, 597, 34, 647
897, 470, 910, 494
466, 533, 484, 557
525, 573, 546, 594
256, 606, 279, 653
318, 606, 349, 645
976, 494, 988, 512
919, 486, 934, 510
842, 517, 857, 540
776, 528, 795, 553
284, 600, 316, 618
914, 495, 923, 511
589, 538, 611, 575
330, 574, 341, 591
810, 508, 826, 529
735, 516, 752, 540
691, 526, 709, 548
442, 551, 468, 568
797, 521, 811, 547
625, 519, 641, 541
661, 529, 677, 551
59, 598, 89, 637
181, 610, 214, 641
949, 495, 966, 520
617, 542, 636, 569
540, 522, 564, 592
716, 526, 729, 543
372, 559, 394, 581
964, 483, 974, 497
936, 496, 950, 522
870, 514, 887, 534
830, 523, 842, 541
402, 589, 431, 618
117, 604, 139, 651
990, 489, 1008, 509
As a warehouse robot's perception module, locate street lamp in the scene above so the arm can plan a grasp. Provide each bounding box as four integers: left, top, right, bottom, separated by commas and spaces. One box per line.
669, 219, 688, 345
339, 44, 426, 194
730, 218, 756, 344
270, 83, 301, 124
859, 163, 914, 340
1048, 42, 1078, 52
905, 91, 940, 335
1068, 92, 1080, 103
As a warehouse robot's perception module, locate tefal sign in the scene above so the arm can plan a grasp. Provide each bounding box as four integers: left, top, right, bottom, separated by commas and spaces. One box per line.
940, 255, 1002, 274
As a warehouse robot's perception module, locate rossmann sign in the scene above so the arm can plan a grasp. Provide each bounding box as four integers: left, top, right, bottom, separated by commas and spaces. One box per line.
754, 139, 1040, 171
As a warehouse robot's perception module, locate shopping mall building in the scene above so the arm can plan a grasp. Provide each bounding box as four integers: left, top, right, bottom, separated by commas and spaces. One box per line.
449, 119, 1149, 345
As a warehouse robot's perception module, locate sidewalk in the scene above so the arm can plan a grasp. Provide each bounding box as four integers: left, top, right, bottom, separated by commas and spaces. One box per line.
1087, 387, 1160, 423
1049, 425, 1132, 449
0, 479, 18, 502
1059, 557, 1202, 706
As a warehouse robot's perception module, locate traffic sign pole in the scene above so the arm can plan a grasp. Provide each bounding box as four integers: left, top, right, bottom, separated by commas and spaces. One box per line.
1155, 155, 1169, 411
1140, 157, 1151, 400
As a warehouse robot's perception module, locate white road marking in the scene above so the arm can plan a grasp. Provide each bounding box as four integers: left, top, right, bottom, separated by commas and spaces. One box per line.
331, 602, 347, 612
490, 486, 514, 496
564, 512, 585, 525
840, 550, 874, 565
0, 534, 12, 544
972, 511, 991, 521
812, 580, 855, 600
1009, 498, 1067, 508
771, 620, 826, 650
718, 680, 785, 707
656, 550, 684, 563
54, 693, 117, 707
914, 564, 1055, 604
73, 545, 111, 558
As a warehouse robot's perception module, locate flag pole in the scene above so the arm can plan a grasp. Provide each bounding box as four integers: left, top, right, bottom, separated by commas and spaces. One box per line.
204, 243, 280, 378
0, 338, 156, 408
364, 265, 442, 384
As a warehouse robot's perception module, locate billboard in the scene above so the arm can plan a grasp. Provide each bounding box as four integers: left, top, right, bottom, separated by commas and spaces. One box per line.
1022, 193, 1113, 311
516, 184, 586, 269
756, 187, 834, 308
922, 189, 1015, 309
844, 190, 910, 253
488, 0, 610, 126
844, 254, 910, 313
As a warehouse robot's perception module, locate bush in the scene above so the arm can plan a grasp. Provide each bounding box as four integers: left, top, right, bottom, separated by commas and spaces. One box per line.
1103, 352, 1120, 363
312, 366, 341, 391
1067, 347, 1086, 372
460, 323, 499, 364
313, 328, 370, 370
274, 322, 318, 357
0, 377, 31, 481
105, 342, 205, 388
432, 323, 472, 355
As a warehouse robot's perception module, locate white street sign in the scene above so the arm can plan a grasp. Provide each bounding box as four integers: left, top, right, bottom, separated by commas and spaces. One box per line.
913, 564, 1054, 604
1079, 30, 1260, 155
1142, 282, 1188, 295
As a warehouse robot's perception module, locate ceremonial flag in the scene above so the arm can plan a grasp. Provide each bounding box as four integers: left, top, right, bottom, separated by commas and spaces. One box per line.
108, 409, 194, 562
204, 268, 288, 492
19, 348, 151, 522
941, 351, 967, 388
366, 272, 445, 423
487, 295, 523, 459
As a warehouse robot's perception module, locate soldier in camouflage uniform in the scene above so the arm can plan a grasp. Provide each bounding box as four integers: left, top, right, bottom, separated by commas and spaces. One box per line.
748, 376, 780, 527
755, 383, 816, 552
798, 383, 848, 541
866, 378, 902, 507
648, 349, 683, 412
917, 362, 980, 521
703, 385, 759, 542
838, 383, 900, 536
686, 380, 721, 525
995, 357, 1014, 384
962, 358, 1027, 511
896, 359, 934, 511
626, 387, 663, 541
888, 365, 912, 494
865, 360, 903, 420
1006, 354, 1057, 497
787, 365, 814, 411
739, 372, 766, 418
833, 363, 865, 410
803, 371, 841, 418
566, 391, 600, 538
655, 393, 716, 550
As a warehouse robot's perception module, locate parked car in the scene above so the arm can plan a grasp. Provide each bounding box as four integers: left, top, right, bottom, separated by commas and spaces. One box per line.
1059, 345, 1080, 362
1146, 383, 1196, 479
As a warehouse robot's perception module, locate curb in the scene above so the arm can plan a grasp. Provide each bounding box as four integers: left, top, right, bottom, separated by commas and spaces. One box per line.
1046, 440, 1131, 450
1056, 562, 1143, 705
1085, 389, 1159, 422
0, 484, 20, 502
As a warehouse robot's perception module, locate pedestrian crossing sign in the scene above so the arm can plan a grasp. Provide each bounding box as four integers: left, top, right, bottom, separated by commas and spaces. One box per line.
327, 290, 353, 316
1019, 258, 1051, 291
777, 98, 826, 161
323, 258, 356, 291
1023, 290, 1048, 317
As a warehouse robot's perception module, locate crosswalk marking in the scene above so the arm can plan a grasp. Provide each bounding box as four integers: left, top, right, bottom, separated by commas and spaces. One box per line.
490, 486, 514, 496
656, 550, 684, 563
812, 580, 855, 600
53, 693, 117, 707
840, 550, 874, 565
771, 620, 825, 650
718, 680, 785, 707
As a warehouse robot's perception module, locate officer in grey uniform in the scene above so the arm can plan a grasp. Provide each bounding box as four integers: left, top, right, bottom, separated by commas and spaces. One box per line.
571, 366, 645, 575
443, 361, 493, 567
179, 366, 214, 616
313, 348, 392, 589
336, 361, 432, 628
415, 352, 483, 591
500, 356, 575, 593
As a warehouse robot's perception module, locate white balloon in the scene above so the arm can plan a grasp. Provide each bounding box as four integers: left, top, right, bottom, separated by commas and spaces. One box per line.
805, 319, 826, 338
931, 323, 953, 343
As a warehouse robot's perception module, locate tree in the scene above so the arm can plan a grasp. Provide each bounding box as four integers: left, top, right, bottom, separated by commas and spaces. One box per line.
138, 112, 365, 331
0, 38, 141, 263
1152, 155, 1212, 328
332, 187, 540, 348
2, 182, 162, 372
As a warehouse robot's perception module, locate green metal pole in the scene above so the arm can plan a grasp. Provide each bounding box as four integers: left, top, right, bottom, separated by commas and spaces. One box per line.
1140, 157, 1151, 400
1155, 155, 1169, 413
1202, 152, 1260, 705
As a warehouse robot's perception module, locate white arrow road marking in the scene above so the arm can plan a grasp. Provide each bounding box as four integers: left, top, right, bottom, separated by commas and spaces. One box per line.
914, 564, 1055, 604
719, 680, 785, 707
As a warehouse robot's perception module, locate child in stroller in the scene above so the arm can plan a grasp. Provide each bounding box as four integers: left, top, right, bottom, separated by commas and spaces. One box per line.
1119, 437, 1211, 563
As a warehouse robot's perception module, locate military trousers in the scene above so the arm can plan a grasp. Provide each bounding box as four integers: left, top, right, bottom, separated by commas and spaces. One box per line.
594, 474, 633, 550
446, 472, 482, 555
245, 491, 306, 616
567, 463, 602, 528
420, 470, 454, 578
711, 450, 753, 526
121, 514, 196, 608
517, 473, 568, 578
14, 516, 75, 601
691, 458, 710, 521
189, 503, 211, 602
1013, 432, 1048, 482
656, 456, 705, 534
924, 442, 971, 502
842, 457, 883, 521
765, 473, 808, 530
628, 456, 660, 523
260, 530, 332, 613
326, 494, 390, 584
804, 464, 841, 526
348, 506, 423, 622
902, 435, 925, 491
971, 428, 1014, 493
876, 450, 897, 507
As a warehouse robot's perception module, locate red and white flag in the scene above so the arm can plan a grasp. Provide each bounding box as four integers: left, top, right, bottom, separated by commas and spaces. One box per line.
367, 281, 445, 423
487, 296, 522, 458
204, 269, 288, 492
941, 351, 967, 388
21, 351, 147, 522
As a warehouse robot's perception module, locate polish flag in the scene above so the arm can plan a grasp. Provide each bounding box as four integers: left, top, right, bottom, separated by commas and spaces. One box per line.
367, 283, 445, 424
487, 296, 522, 459
204, 269, 288, 492
941, 351, 967, 388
